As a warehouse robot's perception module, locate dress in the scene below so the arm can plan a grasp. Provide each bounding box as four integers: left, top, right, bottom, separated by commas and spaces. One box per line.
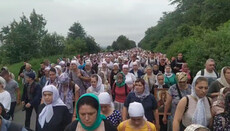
213, 113, 230, 131
106, 110, 122, 127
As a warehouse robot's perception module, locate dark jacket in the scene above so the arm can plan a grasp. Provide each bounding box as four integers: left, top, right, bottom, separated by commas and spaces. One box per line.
64, 119, 117, 131
130, 69, 144, 78
37, 104, 71, 131
21, 81, 41, 107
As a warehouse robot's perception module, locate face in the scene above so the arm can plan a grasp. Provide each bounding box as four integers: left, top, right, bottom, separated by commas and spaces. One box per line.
91, 77, 98, 88
178, 80, 187, 88
79, 104, 97, 127
135, 82, 144, 94
49, 71, 56, 81
102, 63, 107, 68
114, 65, 119, 70
153, 65, 158, 71
130, 116, 144, 127
26, 77, 33, 83
133, 64, 138, 70
2, 74, 10, 81
146, 68, 152, 74
224, 69, 230, 81
165, 66, 171, 73
70, 63, 77, 70
43, 91, 53, 104
195, 81, 208, 98
44, 70, 49, 76
206, 61, 215, 72
122, 68, 129, 74
157, 75, 164, 85
26, 65, 31, 71
117, 74, 123, 83
85, 64, 91, 70
100, 104, 110, 114
177, 53, 183, 60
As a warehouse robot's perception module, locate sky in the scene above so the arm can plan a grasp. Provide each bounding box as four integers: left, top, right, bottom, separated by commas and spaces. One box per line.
0, 0, 176, 47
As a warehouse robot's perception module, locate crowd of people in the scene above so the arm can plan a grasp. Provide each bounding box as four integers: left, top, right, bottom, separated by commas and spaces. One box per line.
0, 47, 229, 131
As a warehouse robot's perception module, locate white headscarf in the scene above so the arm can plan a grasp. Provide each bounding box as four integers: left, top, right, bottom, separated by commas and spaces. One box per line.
191, 76, 208, 126
0, 76, 6, 88
128, 102, 144, 117
217, 67, 230, 87
38, 85, 66, 128
134, 81, 150, 100
89, 75, 104, 96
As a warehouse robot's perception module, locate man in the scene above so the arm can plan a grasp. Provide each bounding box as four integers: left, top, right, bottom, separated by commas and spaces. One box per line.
37, 62, 45, 81
18, 60, 27, 81
0, 70, 20, 120
196, 58, 219, 86
20, 63, 36, 85
21, 72, 41, 129
172, 53, 186, 74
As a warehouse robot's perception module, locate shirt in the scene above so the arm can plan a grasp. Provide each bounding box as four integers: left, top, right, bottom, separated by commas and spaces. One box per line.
117, 120, 156, 131
5, 79, 19, 102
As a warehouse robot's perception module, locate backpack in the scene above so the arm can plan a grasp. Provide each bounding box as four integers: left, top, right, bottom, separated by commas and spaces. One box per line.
112, 83, 128, 101
201, 69, 219, 78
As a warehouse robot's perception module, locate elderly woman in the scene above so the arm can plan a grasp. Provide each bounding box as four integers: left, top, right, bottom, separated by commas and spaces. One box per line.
173, 76, 212, 131
0, 77, 11, 114
122, 78, 159, 130
87, 74, 105, 96
98, 92, 122, 127
164, 65, 177, 87
65, 93, 117, 131
163, 72, 192, 131
37, 85, 71, 131
122, 65, 136, 91
208, 66, 230, 101
143, 66, 156, 92
110, 63, 120, 88
111, 72, 129, 113
118, 102, 157, 131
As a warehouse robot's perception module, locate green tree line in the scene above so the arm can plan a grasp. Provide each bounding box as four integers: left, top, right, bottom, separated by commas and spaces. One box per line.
138, 0, 230, 75
0, 9, 101, 64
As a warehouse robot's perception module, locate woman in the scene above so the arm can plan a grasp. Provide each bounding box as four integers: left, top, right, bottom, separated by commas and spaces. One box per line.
65, 93, 117, 131
87, 74, 105, 96
111, 72, 129, 113
213, 93, 230, 130
163, 72, 192, 131
37, 85, 71, 131
0, 76, 11, 114
208, 66, 230, 101
122, 78, 159, 130
122, 65, 136, 90
184, 124, 210, 131
143, 66, 156, 92
118, 102, 157, 131
164, 65, 177, 87
110, 63, 120, 88
98, 92, 122, 127
173, 76, 212, 131
180, 63, 192, 84
45, 67, 59, 88
212, 87, 230, 115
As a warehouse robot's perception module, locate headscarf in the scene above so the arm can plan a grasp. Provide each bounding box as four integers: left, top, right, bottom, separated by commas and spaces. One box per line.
98, 92, 114, 108
176, 72, 188, 82
128, 102, 144, 117
58, 73, 70, 84
89, 75, 104, 96
184, 124, 210, 131
217, 67, 230, 87
134, 80, 150, 100
191, 76, 208, 126
38, 85, 66, 128
115, 72, 126, 87
164, 66, 173, 78
0, 76, 6, 88
212, 87, 230, 114
76, 93, 106, 131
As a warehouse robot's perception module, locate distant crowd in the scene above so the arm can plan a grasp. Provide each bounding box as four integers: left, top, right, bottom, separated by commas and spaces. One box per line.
0, 47, 229, 131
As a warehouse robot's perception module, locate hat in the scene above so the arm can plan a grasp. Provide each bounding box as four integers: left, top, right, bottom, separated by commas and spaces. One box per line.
122, 65, 129, 69
0, 76, 6, 88
176, 72, 188, 82
26, 72, 35, 80
55, 65, 62, 71
98, 92, 112, 105
128, 102, 144, 117
44, 67, 51, 71
133, 62, 138, 66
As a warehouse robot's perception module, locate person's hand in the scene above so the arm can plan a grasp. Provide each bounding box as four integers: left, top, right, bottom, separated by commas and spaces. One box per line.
21, 101, 25, 105
162, 115, 167, 125
25, 103, 31, 108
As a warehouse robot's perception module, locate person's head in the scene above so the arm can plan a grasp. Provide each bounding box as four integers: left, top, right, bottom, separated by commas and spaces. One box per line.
132, 62, 138, 70
128, 102, 145, 127
205, 59, 215, 72
101, 61, 107, 69
49, 67, 57, 82
177, 53, 183, 60
70, 60, 79, 70
165, 65, 172, 74
116, 72, 125, 84
122, 65, 129, 74
26, 72, 35, 83
0, 70, 10, 82
42, 85, 56, 105
160, 90, 167, 100
58, 73, 70, 86
91, 74, 99, 88
176, 72, 188, 88
157, 73, 165, 85
0, 103, 6, 118
76, 93, 105, 130
193, 77, 208, 98
113, 63, 119, 71
44, 67, 50, 77
182, 63, 189, 71
150, 52, 155, 58
85, 61, 92, 71
25, 63, 32, 71
222, 66, 230, 82
134, 78, 145, 94
55, 65, 62, 75
224, 93, 230, 113
153, 64, 159, 71
98, 92, 112, 114
184, 124, 210, 131
145, 66, 153, 75
131, 54, 137, 61
40, 62, 45, 69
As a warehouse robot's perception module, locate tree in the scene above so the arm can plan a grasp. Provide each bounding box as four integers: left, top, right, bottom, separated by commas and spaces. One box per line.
111, 35, 136, 51
68, 22, 86, 39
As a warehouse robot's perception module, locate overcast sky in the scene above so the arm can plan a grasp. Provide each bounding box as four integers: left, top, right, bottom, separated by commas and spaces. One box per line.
0, 0, 176, 47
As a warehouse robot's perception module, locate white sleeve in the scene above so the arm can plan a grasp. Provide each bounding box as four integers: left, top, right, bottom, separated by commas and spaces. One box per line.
3, 92, 11, 112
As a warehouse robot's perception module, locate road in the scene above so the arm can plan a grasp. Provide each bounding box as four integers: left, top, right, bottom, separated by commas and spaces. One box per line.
13, 105, 36, 131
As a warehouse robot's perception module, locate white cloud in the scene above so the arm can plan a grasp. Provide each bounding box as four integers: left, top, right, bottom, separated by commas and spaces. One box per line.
0, 0, 175, 47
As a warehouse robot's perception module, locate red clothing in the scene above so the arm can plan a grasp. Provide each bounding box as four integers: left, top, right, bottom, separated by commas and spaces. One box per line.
113, 84, 129, 103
